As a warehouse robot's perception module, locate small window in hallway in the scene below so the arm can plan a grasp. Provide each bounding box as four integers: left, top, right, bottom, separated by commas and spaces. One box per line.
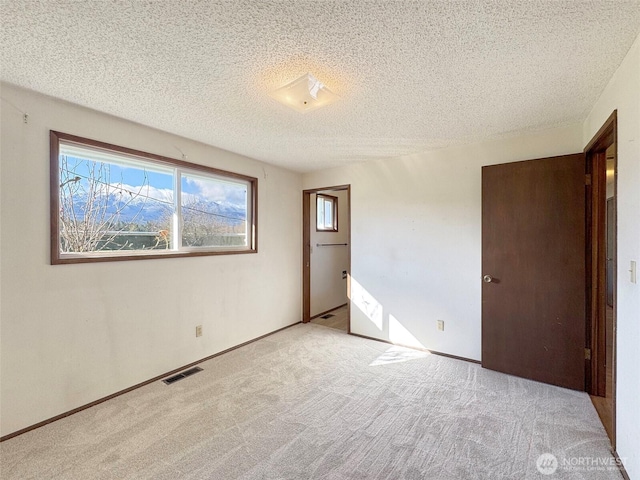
316, 194, 338, 231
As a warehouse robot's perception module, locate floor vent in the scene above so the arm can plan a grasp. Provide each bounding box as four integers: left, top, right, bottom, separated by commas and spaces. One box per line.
321, 314, 335, 319
163, 367, 203, 385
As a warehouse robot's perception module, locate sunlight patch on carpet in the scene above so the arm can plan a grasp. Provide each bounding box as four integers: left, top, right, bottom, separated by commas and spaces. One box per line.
369, 345, 431, 366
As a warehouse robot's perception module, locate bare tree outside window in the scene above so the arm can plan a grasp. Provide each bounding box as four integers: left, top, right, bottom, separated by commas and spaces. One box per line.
51, 131, 257, 264
58, 155, 172, 253
180, 174, 248, 248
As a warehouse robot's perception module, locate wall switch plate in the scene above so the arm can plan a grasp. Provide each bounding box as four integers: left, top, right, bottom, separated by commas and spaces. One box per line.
631, 260, 637, 284
437, 320, 445, 331
195, 325, 203, 337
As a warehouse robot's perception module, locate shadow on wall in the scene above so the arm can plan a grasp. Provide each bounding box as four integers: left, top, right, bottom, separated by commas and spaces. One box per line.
350, 275, 427, 351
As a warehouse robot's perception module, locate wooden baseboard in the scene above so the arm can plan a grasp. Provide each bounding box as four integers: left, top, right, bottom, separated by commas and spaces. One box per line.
0, 321, 301, 442
348, 332, 481, 364
612, 449, 630, 480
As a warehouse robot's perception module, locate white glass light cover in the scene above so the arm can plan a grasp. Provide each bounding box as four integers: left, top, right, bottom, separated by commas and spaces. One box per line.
269, 73, 338, 113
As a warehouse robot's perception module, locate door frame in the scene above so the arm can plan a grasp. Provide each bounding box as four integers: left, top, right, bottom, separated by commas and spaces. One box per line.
302, 185, 351, 331
584, 110, 617, 448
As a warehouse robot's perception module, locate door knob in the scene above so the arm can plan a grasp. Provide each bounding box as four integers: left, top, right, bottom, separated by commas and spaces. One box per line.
483, 275, 493, 283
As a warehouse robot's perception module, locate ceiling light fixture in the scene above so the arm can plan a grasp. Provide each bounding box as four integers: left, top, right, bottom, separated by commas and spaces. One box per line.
269, 73, 338, 113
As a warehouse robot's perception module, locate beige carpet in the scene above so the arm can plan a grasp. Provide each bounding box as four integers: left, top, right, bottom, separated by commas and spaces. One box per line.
0, 324, 620, 479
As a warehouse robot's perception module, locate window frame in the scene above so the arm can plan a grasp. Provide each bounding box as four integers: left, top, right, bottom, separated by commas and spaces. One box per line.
316, 193, 338, 232
50, 131, 258, 265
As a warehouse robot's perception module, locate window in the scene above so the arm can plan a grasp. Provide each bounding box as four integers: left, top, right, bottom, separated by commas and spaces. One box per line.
51, 131, 257, 264
316, 194, 338, 231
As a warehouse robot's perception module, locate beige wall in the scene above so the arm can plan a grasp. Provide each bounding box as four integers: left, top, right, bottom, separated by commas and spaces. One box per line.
583, 34, 640, 479
310, 190, 349, 316
0, 83, 302, 436
304, 124, 584, 358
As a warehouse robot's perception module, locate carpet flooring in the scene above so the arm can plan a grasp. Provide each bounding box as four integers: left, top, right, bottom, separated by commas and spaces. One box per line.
0, 324, 621, 479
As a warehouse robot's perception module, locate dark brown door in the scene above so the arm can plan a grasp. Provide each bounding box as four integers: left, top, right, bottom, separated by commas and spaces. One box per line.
606, 198, 614, 308
482, 154, 586, 390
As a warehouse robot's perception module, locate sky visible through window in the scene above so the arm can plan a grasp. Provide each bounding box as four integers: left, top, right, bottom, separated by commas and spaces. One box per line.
61, 157, 247, 220
59, 151, 248, 252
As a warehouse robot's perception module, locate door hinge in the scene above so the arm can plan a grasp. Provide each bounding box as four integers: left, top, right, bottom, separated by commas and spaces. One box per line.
585, 348, 592, 360
585, 174, 592, 186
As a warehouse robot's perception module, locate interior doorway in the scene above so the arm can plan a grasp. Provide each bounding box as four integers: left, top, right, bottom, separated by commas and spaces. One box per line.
585, 111, 617, 447
302, 185, 351, 332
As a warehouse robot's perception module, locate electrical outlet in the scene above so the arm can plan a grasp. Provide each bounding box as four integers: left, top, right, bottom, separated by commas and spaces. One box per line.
631, 260, 637, 284
437, 320, 445, 331
195, 325, 203, 337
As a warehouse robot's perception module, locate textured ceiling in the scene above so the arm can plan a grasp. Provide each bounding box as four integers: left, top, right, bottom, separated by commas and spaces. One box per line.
2, 1, 639, 172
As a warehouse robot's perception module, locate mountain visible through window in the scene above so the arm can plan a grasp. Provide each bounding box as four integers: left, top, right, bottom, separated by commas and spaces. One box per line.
51, 131, 257, 264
